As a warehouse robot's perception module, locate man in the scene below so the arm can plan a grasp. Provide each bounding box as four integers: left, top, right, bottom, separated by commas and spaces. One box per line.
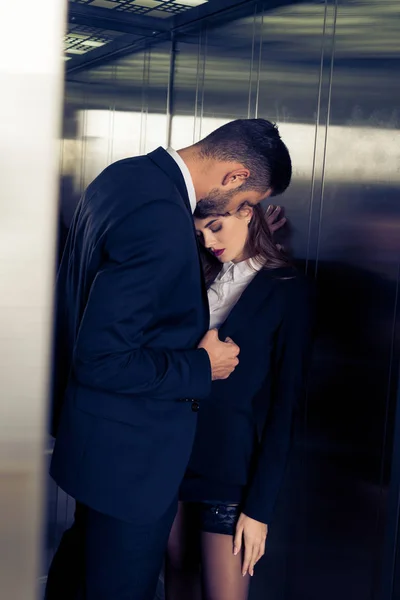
46, 118, 292, 600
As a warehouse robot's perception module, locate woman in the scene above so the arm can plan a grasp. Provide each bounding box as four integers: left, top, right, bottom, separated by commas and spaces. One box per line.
165, 203, 314, 600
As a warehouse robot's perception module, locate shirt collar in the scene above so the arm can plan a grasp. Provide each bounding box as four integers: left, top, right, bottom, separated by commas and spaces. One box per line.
217, 257, 264, 283
166, 147, 196, 214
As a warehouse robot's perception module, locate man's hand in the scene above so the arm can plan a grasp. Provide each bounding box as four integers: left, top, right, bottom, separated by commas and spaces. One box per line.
233, 513, 268, 577
265, 204, 286, 235
198, 329, 239, 380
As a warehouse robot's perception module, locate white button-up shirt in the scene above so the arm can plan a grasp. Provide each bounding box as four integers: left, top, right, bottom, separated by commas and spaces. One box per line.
166, 147, 196, 214
208, 258, 264, 329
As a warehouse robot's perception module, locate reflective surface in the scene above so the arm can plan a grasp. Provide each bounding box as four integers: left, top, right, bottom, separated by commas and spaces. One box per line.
0, 1, 66, 599
48, 1, 400, 598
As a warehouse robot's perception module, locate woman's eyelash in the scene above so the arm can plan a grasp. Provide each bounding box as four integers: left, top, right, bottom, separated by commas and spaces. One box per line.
210, 225, 222, 233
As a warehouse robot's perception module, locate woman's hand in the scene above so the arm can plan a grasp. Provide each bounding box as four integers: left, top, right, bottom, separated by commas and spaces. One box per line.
265, 204, 286, 235
233, 513, 268, 577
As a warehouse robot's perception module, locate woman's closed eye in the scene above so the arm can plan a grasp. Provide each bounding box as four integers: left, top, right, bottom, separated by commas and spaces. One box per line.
196, 224, 222, 239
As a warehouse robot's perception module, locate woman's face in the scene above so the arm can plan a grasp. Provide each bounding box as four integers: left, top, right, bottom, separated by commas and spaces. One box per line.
194, 207, 253, 263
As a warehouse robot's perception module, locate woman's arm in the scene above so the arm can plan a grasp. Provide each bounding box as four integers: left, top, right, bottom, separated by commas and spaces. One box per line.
234, 276, 315, 574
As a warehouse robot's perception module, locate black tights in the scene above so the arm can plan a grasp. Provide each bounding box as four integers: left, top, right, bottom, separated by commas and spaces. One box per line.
165, 502, 250, 600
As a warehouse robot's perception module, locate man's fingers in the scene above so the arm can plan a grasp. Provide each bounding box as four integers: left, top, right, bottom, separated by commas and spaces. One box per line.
225, 337, 240, 355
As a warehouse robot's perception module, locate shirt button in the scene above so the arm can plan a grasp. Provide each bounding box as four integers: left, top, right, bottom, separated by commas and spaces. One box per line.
191, 401, 200, 413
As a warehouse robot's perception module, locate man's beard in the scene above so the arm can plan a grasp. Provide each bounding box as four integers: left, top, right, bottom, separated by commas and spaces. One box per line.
194, 188, 237, 219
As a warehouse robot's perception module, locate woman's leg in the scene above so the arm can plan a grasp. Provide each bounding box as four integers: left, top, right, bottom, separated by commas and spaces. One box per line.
200, 532, 251, 600
164, 502, 202, 600
199, 504, 251, 600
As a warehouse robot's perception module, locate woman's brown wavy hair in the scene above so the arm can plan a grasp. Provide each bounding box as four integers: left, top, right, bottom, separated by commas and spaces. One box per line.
197, 204, 291, 288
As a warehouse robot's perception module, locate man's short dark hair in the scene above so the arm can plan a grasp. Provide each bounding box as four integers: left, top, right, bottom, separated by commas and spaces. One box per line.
197, 118, 292, 196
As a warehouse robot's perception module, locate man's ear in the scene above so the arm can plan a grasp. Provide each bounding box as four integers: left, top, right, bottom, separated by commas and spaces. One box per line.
221, 168, 250, 188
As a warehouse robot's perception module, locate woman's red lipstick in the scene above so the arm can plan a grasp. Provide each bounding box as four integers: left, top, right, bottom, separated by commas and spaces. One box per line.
212, 249, 225, 258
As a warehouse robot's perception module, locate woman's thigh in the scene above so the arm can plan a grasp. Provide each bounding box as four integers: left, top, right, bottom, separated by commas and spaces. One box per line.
198, 502, 250, 600
166, 501, 201, 571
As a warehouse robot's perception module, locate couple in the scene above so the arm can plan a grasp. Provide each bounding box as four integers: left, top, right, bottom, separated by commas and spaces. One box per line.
46, 118, 314, 600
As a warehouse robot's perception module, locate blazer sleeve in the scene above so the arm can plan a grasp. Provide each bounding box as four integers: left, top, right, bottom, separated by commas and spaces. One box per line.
242, 277, 315, 524
72, 198, 211, 401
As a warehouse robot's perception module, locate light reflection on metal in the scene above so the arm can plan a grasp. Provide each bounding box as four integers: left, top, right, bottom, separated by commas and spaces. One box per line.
47, 1, 400, 597
0, 0, 66, 598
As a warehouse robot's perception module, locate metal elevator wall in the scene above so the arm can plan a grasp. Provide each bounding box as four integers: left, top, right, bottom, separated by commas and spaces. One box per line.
46, 1, 400, 598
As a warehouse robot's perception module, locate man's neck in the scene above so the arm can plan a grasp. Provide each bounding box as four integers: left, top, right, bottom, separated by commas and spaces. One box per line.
177, 147, 211, 203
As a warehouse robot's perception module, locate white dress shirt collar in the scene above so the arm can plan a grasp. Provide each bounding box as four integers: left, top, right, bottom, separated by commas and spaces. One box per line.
208, 257, 265, 330
166, 147, 197, 214
217, 257, 264, 283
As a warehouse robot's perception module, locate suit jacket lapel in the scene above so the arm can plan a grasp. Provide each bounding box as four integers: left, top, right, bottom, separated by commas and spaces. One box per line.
148, 147, 192, 215
148, 147, 209, 315
218, 267, 293, 339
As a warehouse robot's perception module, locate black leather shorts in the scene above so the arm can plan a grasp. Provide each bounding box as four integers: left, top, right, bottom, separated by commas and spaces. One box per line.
194, 501, 240, 536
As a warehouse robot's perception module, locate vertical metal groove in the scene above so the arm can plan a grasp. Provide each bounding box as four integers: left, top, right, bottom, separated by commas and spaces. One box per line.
107, 63, 116, 165
305, 0, 329, 276
79, 86, 88, 194
166, 34, 176, 148
254, 10, 264, 119
139, 46, 150, 155
193, 29, 202, 143
301, 8, 333, 600
247, 4, 258, 119
314, 0, 338, 279
198, 25, 207, 141
303, 0, 329, 462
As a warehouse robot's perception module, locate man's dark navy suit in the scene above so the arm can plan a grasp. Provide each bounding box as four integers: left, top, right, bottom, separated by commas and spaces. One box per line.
47, 148, 211, 599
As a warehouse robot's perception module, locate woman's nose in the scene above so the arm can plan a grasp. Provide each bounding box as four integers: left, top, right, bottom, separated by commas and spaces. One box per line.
203, 231, 215, 248
203, 233, 212, 249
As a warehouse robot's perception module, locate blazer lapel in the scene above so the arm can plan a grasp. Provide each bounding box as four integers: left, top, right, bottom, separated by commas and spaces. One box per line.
148, 147, 209, 314
218, 267, 294, 339
148, 147, 192, 215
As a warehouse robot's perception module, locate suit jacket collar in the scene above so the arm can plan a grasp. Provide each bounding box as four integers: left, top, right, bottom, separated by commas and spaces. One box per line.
218, 266, 296, 339
148, 147, 209, 312
147, 147, 192, 215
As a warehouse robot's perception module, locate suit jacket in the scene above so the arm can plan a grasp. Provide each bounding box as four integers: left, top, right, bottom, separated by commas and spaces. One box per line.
184, 266, 315, 524
50, 147, 211, 524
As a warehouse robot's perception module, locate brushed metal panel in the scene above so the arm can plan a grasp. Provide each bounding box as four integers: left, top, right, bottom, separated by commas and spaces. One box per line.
316, 3, 400, 599
0, 1, 66, 598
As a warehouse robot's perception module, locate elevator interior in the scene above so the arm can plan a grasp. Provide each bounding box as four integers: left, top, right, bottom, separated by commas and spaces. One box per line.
43, 0, 400, 598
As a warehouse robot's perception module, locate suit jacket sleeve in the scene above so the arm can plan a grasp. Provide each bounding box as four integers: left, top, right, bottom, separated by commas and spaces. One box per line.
242, 277, 315, 524
72, 198, 211, 400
